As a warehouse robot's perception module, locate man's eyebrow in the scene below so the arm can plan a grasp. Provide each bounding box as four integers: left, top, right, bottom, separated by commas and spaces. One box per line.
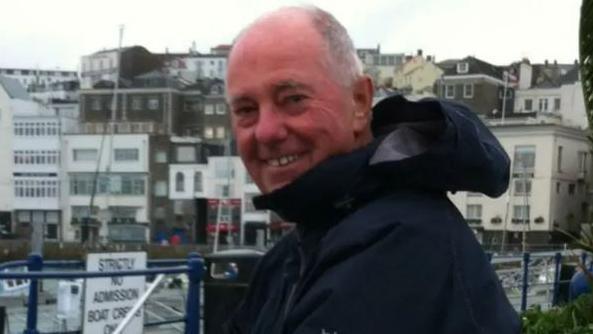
229, 96, 254, 106
272, 80, 312, 95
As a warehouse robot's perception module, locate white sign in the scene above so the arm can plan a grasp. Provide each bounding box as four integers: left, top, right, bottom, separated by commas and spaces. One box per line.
83, 252, 147, 334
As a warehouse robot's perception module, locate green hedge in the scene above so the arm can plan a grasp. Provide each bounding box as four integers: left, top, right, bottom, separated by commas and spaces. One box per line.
522, 294, 593, 333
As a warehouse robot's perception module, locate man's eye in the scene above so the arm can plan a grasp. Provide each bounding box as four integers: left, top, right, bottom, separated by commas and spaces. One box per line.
284, 95, 307, 104
234, 107, 256, 116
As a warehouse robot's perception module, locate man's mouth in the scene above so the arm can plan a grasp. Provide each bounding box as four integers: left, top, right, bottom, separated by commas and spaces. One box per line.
266, 154, 301, 167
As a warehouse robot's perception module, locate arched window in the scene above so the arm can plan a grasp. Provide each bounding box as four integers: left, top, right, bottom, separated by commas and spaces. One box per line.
175, 172, 184, 192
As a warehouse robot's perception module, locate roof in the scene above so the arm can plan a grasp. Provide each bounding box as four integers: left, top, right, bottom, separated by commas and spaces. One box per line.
531, 63, 580, 88
441, 56, 503, 79
0, 76, 31, 100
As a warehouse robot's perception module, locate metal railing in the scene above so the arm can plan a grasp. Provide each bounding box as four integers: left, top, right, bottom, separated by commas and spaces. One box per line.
489, 250, 586, 312
0, 252, 204, 334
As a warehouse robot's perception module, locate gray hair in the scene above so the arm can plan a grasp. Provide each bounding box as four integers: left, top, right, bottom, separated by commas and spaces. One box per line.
231, 5, 364, 86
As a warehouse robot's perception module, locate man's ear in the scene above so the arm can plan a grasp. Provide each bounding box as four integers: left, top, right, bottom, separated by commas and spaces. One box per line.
351, 75, 374, 134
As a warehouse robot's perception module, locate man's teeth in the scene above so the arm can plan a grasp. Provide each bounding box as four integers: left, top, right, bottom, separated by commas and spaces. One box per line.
268, 154, 300, 167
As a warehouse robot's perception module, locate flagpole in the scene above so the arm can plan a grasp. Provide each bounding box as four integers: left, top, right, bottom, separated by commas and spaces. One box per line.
501, 71, 509, 125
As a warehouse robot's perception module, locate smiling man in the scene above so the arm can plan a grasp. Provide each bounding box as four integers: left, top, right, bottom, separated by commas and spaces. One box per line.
224, 5, 520, 334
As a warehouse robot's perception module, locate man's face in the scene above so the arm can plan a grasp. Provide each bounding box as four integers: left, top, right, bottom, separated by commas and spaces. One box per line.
227, 16, 368, 193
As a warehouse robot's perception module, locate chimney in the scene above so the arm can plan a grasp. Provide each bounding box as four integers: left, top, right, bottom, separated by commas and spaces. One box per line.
544, 59, 548, 67
553, 59, 558, 66
417, 49, 423, 56
427, 55, 432, 62
575, 59, 579, 65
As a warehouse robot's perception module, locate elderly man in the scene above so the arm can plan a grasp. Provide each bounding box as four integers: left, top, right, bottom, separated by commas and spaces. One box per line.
224, 5, 520, 334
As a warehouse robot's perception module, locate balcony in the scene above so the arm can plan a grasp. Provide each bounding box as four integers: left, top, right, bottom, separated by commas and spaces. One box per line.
70, 218, 101, 227
66, 122, 166, 135
466, 218, 482, 225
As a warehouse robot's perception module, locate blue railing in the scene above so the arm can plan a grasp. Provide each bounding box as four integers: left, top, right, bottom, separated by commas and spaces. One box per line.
0, 252, 204, 334
489, 250, 586, 313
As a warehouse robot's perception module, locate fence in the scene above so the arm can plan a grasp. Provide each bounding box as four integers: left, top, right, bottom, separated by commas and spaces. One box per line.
0, 252, 204, 334
0, 249, 586, 333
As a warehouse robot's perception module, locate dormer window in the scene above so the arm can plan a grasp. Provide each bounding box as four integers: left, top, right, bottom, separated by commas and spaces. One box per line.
457, 62, 469, 74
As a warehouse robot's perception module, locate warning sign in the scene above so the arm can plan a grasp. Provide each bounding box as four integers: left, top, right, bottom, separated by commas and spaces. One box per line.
83, 252, 146, 334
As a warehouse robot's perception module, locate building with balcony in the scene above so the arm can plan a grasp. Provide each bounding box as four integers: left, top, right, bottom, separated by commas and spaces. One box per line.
448, 121, 591, 248
511, 59, 586, 129
61, 134, 150, 243
0, 68, 78, 92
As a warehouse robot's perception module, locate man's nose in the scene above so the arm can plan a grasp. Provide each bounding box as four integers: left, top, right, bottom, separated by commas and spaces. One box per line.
254, 106, 288, 144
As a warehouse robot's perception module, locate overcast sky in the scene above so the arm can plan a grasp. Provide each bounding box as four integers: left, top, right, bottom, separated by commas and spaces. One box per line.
0, 0, 582, 71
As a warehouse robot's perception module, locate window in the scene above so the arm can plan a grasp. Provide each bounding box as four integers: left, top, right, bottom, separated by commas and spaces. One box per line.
175, 172, 185, 192
114, 148, 139, 162
45, 223, 58, 240
70, 173, 145, 195
456, 62, 469, 74
513, 145, 535, 176
216, 127, 225, 139
466, 204, 482, 220
154, 181, 167, 197
14, 178, 59, 198
217, 184, 231, 197
556, 182, 561, 194
244, 193, 259, 213
215, 103, 226, 114
524, 99, 533, 111
176, 146, 196, 162
557, 146, 563, 173
554, 98, 561, 111
538, 98, 548, 112
194, 172, 203, 192
569, 183, 576, 195
463, 84, 473, 98
514, 179, 532, 196
204, 104, 214, 115
91, 97, 101, 111
578, 151, 588, 174
73, 149, 98, 162
512, 205, 530, 223
445, 85, 455, 99
204, 127, 214, 139
155, 151, 167, 163
467, 192, 482, 197
131, 97, 142, 110
147, 97, 159, 110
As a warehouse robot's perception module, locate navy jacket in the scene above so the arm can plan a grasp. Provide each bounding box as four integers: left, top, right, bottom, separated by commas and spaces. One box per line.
225, 96, 520, 334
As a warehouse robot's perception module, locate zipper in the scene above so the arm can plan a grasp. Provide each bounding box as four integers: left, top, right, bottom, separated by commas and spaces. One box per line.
281, 234, 307, 325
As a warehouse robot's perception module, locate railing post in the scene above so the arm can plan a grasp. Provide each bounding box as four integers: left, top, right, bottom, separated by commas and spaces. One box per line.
521, 252, 530, 312
552, 252, 562, 306
24, 253, 43, 334
185, 252, 204, 334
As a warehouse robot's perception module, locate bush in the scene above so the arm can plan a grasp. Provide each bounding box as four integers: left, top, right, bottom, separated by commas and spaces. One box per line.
522, 294, 593, 333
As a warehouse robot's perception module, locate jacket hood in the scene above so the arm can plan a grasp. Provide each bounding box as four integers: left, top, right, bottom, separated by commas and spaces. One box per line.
254, 95, 510, 225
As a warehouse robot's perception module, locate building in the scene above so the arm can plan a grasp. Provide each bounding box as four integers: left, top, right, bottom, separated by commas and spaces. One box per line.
512, 59, 586, 129
75, 70, 231, 243
29, 80, 80, 104
165, 54, 228, 82
393, 50, 442, 96
0, 68, 78, 92
436, 56, 512, 116
449, 119, 591, 248
80, 46, 163, 89
357, 46, 405, 86
62, 133, 151, 243
0, 77, 18, 236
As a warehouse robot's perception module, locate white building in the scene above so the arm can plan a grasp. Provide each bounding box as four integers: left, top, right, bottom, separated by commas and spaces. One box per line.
62, 134, 150, 243
0, 77, 18, 234
0, 68, 77, 92
169, 152, 271, 247
513, 61, 586, 129
449, 121, 591, 248
166, 55, 227, 83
